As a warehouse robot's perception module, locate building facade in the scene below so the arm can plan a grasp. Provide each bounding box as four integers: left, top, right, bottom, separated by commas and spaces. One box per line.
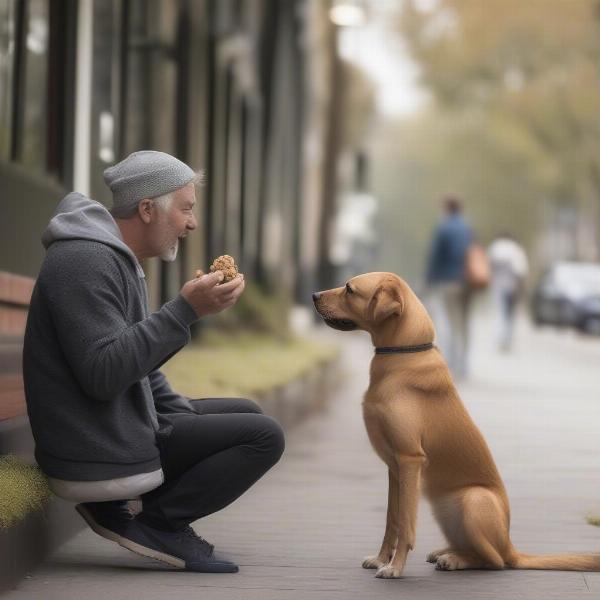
0, 0, 344, 421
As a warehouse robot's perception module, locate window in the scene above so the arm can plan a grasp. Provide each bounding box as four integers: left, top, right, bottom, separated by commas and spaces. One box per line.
20, 0, 49, 170
90, 0, 122, 204
0, 0, 75, 182
0, 0, 17, 160
122, 0, 180, 156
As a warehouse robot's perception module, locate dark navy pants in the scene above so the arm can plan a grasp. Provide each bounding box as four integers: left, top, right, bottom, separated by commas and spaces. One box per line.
137, 398, 285, 532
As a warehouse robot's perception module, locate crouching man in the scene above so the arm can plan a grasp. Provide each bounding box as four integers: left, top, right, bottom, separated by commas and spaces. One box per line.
23, 151, 285, 573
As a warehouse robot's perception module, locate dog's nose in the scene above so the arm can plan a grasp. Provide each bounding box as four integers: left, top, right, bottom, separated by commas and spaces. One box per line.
312, 292, 321, 302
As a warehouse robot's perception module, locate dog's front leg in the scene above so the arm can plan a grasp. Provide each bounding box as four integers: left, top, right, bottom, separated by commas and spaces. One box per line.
375, 454, 424, 579
363, 468, 399, 569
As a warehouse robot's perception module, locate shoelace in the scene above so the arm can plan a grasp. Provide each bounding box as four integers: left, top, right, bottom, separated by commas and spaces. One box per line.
181, 526, 214, 556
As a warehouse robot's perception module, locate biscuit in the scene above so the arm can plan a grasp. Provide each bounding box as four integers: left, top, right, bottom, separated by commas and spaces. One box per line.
209, 255, 238, 282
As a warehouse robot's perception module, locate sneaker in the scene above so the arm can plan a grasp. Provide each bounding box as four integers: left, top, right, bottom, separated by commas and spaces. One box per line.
75, 500, 134, 544
118, 518, 239, 573
180, 525, 215, 556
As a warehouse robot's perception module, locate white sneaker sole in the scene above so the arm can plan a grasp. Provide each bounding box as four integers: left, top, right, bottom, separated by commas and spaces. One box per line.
118, 537, 185, 569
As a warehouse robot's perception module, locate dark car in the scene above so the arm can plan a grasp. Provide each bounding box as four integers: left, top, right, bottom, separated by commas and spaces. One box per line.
531, 262, 600, 329
573, 295, 600, 335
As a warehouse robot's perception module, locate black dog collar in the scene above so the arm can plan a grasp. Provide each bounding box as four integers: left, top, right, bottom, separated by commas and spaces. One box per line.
375, 343, 435, 355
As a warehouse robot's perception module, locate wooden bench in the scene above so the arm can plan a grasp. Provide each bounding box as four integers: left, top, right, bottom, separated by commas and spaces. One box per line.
0, 271, 35, 422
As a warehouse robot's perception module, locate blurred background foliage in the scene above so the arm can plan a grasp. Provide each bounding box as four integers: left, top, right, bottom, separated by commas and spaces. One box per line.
211, 281, 294, 341
370, 0, 600, 285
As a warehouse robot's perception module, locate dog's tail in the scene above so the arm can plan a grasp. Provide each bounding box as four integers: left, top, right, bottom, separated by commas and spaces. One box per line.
511, 551, 600, 571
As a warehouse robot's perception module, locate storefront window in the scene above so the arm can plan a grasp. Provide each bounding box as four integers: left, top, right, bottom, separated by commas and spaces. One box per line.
123, 0, 179, 156
0, 0, 16, 159
20, 0, 48, 170
90, 0, 121, 204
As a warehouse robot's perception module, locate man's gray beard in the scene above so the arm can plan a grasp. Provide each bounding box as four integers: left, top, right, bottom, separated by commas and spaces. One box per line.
160, 238, 179, 262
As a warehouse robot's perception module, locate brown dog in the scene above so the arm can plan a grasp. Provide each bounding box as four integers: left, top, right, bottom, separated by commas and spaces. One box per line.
313, 272, 600, 578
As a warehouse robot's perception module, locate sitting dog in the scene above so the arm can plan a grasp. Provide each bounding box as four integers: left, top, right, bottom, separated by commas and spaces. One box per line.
313, 272, 600, 578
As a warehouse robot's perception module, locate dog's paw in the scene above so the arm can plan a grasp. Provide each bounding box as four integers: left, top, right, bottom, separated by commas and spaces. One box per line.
435, 553, 461, 571
362, 555, 386, 569
426, 548, 450, 563
375, 564, 403, 579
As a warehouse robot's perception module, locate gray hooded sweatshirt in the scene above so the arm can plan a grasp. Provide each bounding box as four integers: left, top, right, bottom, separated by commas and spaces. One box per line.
23, 192, 199, 481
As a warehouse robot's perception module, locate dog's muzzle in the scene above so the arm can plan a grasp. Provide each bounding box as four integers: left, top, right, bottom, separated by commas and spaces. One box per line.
323, 317, 357, 331
312, 291, 357, 331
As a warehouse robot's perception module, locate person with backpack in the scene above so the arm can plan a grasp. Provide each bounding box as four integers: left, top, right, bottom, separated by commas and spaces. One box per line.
425, 195, 487, 379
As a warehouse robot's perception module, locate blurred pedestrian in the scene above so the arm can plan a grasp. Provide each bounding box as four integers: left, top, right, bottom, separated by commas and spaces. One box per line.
488, 233, 529, 352
425, 195, 475, 379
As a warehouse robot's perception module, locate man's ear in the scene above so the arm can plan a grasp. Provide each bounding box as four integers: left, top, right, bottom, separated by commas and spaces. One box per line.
366, 283, 404, 323
138, 199, 154, 224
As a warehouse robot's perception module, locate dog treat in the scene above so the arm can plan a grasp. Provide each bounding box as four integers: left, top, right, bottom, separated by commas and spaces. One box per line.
194, 255, 239, 282
209, 255, 238, 282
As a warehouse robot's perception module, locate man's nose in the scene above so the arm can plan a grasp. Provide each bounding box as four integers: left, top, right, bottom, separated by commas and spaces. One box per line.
312, 292, 321, 302
187, 213, 198, 231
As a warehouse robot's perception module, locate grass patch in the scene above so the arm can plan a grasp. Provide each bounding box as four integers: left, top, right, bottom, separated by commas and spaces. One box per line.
162, 331, 340, 398
0, 456, 51, 529
586, 516, 600, 527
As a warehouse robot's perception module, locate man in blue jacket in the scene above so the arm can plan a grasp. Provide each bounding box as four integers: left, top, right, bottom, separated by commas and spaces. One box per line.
23, 151, 285, 573
425, 195, 473, 378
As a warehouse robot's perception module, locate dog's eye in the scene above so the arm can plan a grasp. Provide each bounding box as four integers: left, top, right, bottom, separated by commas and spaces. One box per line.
345, 284, 354, 295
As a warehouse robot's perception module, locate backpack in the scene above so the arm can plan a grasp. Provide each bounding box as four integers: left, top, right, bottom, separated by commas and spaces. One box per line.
464, 242, 490, 289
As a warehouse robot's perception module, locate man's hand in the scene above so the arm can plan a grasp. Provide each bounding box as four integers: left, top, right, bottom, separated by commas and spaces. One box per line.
180, 271, 245, 318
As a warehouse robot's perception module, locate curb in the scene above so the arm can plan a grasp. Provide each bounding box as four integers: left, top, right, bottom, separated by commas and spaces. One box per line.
255, 356, 340, 428
0, 355, 340, 593
0, 495, 82, 593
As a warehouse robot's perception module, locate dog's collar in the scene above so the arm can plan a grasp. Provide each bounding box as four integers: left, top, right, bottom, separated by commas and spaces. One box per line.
374, 342, 435, 355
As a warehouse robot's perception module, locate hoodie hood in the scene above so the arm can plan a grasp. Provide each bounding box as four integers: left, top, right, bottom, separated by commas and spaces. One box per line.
42, 192, 145, 277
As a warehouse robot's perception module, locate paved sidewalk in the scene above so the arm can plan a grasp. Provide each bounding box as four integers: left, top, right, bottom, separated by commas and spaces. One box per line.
5, 315, 600, 599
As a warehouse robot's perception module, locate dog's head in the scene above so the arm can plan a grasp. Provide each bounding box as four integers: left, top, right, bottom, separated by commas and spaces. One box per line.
312, 272, 434, 345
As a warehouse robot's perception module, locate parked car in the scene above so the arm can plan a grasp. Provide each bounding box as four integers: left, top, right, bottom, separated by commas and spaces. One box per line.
573, 294, 600, 335
531, 262, 600, 330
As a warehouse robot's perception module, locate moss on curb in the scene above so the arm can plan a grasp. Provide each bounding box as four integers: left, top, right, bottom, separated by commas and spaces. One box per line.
586, 516, 600, 527
162, 332, 340, 399
0, 456, 51, 529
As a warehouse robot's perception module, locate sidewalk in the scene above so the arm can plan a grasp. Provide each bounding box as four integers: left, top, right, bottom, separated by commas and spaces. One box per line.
5, 314, 600, 599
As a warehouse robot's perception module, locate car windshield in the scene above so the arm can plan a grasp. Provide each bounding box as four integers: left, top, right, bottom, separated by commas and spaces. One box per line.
553, 263, 600, 298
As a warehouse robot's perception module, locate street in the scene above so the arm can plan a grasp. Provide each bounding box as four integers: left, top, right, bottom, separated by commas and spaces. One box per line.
6, 309, 600, 600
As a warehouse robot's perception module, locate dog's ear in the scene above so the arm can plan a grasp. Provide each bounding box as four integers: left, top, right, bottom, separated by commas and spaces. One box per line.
366, 283, 404, 323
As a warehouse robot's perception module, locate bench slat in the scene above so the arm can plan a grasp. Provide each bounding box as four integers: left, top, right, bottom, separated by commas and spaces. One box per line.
0, 272, 34, 421
0, 272, 35, 307
0, 374, 26, 421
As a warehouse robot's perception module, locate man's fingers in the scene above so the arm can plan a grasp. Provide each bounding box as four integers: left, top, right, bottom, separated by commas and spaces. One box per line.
219, 280, 245, 304
215, 274, 244, 294
197, 271, 224, 287
185, 272, 242, 305
224, 293, 241, 308
221, 291, 242, 305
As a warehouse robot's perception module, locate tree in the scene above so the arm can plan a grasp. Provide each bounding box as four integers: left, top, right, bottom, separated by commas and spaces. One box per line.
397, 0, 600, 261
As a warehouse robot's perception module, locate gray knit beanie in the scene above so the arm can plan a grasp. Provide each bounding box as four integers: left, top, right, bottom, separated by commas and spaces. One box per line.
103, 150, 196, 217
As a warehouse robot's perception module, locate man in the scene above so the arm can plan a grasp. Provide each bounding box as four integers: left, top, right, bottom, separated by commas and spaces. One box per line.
23, 150, 285, 573
425, 195, 474, 379
488, 233, 529, 351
